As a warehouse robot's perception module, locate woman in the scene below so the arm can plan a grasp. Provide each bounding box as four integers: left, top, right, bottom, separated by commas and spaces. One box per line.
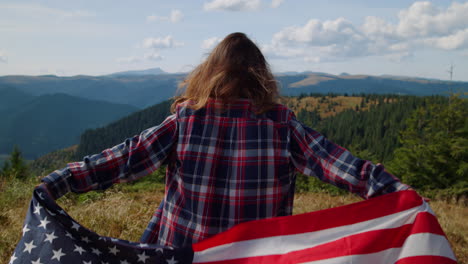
41, 32, 409, 248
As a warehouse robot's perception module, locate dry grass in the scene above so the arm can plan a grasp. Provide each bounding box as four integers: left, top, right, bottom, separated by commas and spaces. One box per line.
1, 182, 466, 263
280, 96, 370, 118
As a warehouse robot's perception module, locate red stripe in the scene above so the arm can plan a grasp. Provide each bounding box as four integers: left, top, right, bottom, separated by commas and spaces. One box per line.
195, 212, 446, 264
395, 256, 457, 264
193, 190, 422, 252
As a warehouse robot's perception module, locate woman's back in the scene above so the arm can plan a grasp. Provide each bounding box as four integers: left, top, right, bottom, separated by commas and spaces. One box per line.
142, 98, 297, 247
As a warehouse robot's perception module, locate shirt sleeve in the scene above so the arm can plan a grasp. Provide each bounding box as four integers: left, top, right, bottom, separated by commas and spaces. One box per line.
288, 115, 409, 199
41, 114, 178, 199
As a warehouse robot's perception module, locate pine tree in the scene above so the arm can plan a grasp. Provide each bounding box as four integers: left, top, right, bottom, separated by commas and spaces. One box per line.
389, 95, 468, 190
4, 146, 29, 180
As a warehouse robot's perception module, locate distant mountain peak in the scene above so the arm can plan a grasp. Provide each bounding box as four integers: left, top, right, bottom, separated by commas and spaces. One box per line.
108, 67, 166, 77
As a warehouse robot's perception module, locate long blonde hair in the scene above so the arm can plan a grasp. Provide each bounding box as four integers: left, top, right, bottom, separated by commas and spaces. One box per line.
172, 32, 278, 114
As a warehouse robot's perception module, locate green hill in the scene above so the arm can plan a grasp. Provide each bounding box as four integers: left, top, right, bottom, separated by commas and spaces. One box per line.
0, 92, 138, 159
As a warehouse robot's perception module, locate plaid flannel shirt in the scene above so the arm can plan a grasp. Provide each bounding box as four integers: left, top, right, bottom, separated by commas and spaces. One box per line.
42, 98, 409, 248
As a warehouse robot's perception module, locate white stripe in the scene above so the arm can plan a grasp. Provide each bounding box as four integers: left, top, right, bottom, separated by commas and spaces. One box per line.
300, 233, 456, 264
193, 202, 432, 263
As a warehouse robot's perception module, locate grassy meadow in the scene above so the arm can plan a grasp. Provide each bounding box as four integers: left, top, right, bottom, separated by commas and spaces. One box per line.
1, 176, 466, 264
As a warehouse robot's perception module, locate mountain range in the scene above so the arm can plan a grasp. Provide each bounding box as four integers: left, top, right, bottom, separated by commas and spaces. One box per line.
1, 68, 467, 159
0, 87, 137, 159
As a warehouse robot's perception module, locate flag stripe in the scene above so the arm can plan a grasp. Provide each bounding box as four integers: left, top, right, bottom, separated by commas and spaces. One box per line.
193, 190, 422, 252
193, 199, 431, 262
194, 233, 455, 264
193, 212, 452, 264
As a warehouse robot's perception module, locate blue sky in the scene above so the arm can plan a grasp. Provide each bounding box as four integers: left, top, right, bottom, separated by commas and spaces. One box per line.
1, 0, 467, 81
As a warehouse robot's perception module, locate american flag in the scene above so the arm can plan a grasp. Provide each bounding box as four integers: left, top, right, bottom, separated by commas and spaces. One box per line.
11, 186, 457, 264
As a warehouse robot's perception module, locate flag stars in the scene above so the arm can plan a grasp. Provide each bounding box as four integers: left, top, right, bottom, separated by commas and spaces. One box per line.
51, 248, 66, 261
109, 245, 120, 255
91, 248, 102, 256
71, 221, 80, 231
31, 257, 43, 264
44, 231, 58, 243
22, 225, 30, 236
65, 231, 75, 239
74, 245, 86, 255
166, 256, 178, 264
120, 260, 130, 264
83, 261, 92, 264
23, 240, 36, 254
82, 236, 90, 243
38, 217, 50, 229
137, 251, 150, 263
8, 252, 17, 264
33, 204, 42, 215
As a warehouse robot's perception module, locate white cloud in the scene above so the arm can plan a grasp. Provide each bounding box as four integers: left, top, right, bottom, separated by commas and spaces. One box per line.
396, 1, 468, 38
0, 51, 7, 63
142, 35, 184, 49
271, 0, 284, 8
143, 52, 163, 61
201, 37, 222, 49
423, 29, 468, 50
204, 0, 262, 11
267, 1, 468, 63
147, 9, 183, 23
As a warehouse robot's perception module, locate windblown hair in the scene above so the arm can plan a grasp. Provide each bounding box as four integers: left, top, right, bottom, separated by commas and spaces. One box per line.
171, 32, 279, 114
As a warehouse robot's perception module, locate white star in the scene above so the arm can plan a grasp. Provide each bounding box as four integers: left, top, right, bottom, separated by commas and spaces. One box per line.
44, 231, 58, 243
23, 240, 36, 254
8, 252, 17, 264
58, 209, 67, 215
108, 245, 120, 255
51, 248, 66, 261
74, 245, 86, 255
110, 238, 119, 242
33, 203, 42, 215
156, 248, 164, 253
83, 261, 92, 264
120, 260, 130, 264
137, 251, 150, 263
166, 256, 178, 264
138, 243, 149, 248
82, 236, 90, 243
22, 225, 30, 236
71, 221, 80, 231
91, 248, 102, 256
31, 257, 43, 264
38, 216, 50, 229
38, 192, 45, 200
65, 231, 75, 239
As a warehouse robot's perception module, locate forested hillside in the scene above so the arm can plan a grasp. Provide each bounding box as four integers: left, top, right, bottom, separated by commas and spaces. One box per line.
0, 92, 138, 159
76, 100, 172, 158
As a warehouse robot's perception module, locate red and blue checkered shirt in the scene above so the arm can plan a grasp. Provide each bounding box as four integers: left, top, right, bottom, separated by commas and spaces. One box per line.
42, 98, 409, 248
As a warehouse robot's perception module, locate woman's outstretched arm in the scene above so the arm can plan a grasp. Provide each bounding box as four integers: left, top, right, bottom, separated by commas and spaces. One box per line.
41, 114, 178, 199
289, 114, 409, 199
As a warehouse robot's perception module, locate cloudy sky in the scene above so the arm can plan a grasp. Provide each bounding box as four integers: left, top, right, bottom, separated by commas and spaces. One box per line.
1, 0, 468, 81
